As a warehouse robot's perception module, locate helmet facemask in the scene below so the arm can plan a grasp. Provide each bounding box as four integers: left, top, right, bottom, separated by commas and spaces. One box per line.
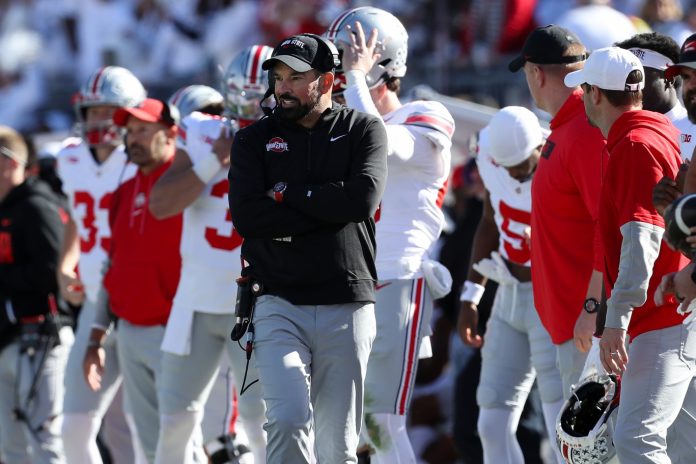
72, 66, 146, 149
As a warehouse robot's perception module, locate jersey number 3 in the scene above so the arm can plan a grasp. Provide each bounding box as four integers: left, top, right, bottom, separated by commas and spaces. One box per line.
205, 179, 243, 251
74, 191, 113, 253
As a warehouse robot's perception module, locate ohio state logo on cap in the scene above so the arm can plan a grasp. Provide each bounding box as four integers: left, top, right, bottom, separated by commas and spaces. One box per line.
266, 137, 289, 153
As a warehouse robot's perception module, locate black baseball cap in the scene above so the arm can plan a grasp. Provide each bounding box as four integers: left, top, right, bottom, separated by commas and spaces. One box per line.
508, 25, 587, 72
262, 35, 333, 73
666, 33, 696, 79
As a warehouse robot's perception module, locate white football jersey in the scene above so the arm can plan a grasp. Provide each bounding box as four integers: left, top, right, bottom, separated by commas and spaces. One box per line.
666, 103, 696, 161
376, 100, 454, 280
476, 148, 532, 266
56, 138, 136, 301
172, 111, 241, 313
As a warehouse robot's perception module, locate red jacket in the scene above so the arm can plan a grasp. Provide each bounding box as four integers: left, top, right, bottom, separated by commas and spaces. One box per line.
600, 110, 687, 340
531, 89, 607, 344
104, 159, 182, 326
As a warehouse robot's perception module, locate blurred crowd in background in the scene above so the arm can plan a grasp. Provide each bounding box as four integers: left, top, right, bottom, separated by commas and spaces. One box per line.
2, 0, 696, 135
3, 2, 696, 462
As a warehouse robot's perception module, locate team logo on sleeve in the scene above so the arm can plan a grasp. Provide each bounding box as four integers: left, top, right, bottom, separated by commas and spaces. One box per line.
541, 140, 556, 159
266, 137, 289, 153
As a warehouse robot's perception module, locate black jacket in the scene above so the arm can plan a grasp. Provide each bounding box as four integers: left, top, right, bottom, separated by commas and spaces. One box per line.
0, 177, 66, 339
229, 103, 387, 305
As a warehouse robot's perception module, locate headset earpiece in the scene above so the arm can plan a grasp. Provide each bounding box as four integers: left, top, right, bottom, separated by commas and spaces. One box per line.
301, 33, 340, 71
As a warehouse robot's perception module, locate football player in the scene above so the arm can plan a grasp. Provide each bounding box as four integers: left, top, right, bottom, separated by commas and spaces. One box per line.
148, 46, 274, 464
57, 66, 145, 464
328, 8, 454, 462
458, 107, 563, 464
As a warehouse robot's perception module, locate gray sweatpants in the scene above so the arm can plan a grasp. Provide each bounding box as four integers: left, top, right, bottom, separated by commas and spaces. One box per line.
614, 324, 696, 463
555, 339, 588, 400
155, 312, 266, 464
252, 295, 376, 464
0, 326, 73, 464
477, 282, 562, 408
62, 297, 134, 464
115, 321, 165, 463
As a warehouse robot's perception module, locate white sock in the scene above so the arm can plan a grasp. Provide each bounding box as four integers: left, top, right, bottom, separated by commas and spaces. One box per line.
62, 413, 102, 464
362, 412, 416, 464
238, 412, 267, 464
477, 407, 524, 464
542, 399, 565, 464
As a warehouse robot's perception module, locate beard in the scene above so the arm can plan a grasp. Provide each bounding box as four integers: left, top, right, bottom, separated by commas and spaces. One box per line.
274, 92, 320, 122
127, 143, 149, 166
686, 89, 696, 124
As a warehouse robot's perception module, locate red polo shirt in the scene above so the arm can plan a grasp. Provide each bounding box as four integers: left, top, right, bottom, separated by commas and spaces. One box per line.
600, 110, 687, 340
531, 89, 607, 344
104, 159, 182, 326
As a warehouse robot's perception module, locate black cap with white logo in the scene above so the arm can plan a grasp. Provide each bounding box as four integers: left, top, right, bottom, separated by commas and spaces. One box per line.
263, 35, 334, 73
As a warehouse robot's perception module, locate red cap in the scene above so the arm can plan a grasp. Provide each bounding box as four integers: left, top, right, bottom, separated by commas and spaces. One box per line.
113, 98, 176, 127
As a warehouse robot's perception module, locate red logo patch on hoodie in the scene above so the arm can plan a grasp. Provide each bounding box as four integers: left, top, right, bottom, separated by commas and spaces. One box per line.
266, 137, 289, 153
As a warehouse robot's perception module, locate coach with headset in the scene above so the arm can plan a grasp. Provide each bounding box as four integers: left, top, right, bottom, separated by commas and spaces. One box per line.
228, 33, 388, 463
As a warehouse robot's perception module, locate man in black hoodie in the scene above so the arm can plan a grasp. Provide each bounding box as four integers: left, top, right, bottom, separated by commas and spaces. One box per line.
228, 34, 387, 463
0, 126, 73, 463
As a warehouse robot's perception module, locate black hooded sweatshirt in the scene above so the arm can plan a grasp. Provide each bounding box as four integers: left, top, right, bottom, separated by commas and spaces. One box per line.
0, 177, 66, 341
229, 103, 388, 305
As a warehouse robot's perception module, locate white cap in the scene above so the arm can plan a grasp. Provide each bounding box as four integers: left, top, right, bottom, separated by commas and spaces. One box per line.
565, 46, 644, 91
627, 47, 673, 71
483, 106, 543, 168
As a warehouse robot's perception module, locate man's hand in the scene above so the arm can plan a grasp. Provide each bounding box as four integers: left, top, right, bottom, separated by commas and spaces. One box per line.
573, 310, 597, 353
457, 301, 482, 348
83, 344, 105, 391
599, 327, 628, 375
339, 21, 381, 75
674, 263, 696, 305
58, 270, 85, 306
656, 264, 696, 307
683, 227, 696, 249
653, 176, 682, 216
655, 272, 677, 306
83, 328, 107, 391
212, 126, 233, 167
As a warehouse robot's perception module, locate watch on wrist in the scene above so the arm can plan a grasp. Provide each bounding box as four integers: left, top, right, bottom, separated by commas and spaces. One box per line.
273, 182, 287, 203
583, 297, 600, 314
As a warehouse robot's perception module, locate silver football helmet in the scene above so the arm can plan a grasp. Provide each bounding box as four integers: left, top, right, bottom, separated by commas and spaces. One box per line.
325, 6, 408, 95
168, 85, 224, 119
222, 44, 274, 128
556, 374, 621, 464
72, 66, 146, 147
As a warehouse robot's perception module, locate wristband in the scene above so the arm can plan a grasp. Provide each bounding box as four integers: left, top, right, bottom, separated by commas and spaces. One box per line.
192, 152, 222, 184
460, 280, 486, 305
87, 339, 102, 348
